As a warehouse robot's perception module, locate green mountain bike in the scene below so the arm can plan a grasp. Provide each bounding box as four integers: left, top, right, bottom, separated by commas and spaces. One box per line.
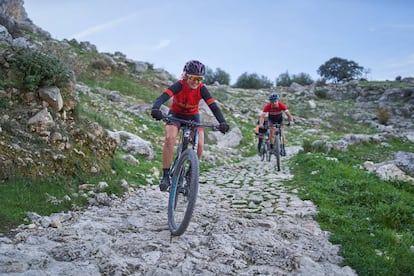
162, 116, 219, 236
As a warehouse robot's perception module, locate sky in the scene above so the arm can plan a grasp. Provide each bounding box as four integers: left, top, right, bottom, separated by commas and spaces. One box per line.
24, 0, 414, 84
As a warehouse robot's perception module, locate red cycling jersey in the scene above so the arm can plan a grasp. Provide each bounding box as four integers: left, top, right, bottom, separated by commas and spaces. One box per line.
166, 80, 215, 115
263, 101, 288, 122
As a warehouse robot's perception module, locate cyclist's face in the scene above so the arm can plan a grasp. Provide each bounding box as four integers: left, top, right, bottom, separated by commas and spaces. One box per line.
271, 100, 278, 107
186, 75, 202, 89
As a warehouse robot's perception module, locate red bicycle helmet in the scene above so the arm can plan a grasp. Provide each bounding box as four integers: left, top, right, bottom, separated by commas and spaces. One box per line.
183, 60, 205, 76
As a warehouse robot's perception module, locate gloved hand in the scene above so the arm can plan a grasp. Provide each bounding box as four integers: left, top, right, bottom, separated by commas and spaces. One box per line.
151, 109, 163, 120
218, 122, 229, 134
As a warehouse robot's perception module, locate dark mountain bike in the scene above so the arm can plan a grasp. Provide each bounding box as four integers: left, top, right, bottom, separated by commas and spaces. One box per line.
162, 116, 219, 236
259, 127, 271, 162
271, 123, 283, 171
270, 122, 291, 171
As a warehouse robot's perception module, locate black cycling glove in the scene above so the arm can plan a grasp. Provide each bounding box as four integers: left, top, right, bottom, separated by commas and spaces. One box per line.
151, 109, 163, 120
218, 122, 229, 134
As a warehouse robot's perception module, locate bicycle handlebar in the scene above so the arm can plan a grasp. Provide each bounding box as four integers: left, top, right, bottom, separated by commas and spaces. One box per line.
162, 115, 220, 131
260, 121, 293, 129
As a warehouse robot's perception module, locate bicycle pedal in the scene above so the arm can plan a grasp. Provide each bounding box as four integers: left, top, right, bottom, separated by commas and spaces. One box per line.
178, 186, 186, 194
159, 177, 171, 192
159, 184, 170, 192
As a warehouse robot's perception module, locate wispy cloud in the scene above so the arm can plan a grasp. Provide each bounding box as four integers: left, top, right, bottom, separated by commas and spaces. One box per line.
71, 13, 137, 39
155, 39, 171, 50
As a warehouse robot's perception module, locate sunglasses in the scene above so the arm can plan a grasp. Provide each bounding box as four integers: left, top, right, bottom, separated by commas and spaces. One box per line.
187, 75, 203, 81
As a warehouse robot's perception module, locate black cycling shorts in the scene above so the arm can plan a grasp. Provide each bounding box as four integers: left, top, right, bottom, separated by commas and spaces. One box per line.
269, 117, 283, 125
167, 111, 201, 127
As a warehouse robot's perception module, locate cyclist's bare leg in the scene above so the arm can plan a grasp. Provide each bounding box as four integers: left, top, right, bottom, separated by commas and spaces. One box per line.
162, 124, 179, 168
197, 128, 204, 160
269, 126, 276, 145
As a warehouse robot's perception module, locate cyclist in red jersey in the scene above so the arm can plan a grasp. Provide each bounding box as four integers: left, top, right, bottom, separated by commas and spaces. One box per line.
151, 60, 229, 191
259, 93, 294, 156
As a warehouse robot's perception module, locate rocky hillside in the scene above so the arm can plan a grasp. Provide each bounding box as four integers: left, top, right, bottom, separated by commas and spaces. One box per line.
1, 0, 414, 184
1, 2, 414, 274
0, 0, 174, 180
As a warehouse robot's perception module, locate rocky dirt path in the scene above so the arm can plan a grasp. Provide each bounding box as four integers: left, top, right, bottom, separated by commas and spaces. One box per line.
0, 147, 356, 275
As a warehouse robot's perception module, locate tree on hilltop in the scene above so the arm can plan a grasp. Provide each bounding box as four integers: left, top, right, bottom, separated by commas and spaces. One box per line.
233, 72, 273, 89
204, 67, 230, 85
317, 57, 364, 83
276, 71, 313, 87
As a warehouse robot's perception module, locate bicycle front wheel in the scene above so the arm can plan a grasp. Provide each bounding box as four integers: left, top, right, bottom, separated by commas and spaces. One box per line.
275, 134, 281, 171
168, 148, 199, 236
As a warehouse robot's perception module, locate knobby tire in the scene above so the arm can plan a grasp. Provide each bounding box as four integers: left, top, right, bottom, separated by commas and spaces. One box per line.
275, 134, 281, 171
266, 141, 271, 162
168, 148, 199, 236
260, 143, 265, 161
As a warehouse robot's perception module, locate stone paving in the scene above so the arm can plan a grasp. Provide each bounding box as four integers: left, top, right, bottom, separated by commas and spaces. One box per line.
0, 147, 356, 275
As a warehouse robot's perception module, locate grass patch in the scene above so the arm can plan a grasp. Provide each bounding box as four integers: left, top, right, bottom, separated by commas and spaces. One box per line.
0, 176, 88, 233
75, 100, 115, 130
287, 139, 414, 275
81, 74, 158, 101
111, 149, 161, 186
359, 80, 414, 89
0, 156, 145, 233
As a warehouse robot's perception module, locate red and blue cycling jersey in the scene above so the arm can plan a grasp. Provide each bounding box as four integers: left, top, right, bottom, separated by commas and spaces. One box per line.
165, 80, 215, 115
262, 102, 288, 123
152, 79, 226, 124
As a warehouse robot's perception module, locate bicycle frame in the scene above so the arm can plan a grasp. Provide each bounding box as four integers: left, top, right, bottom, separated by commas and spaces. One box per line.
269, 123, 283, 143
269, 122, 284, 171
162, 115, 218, 236
168, 120, 202, 178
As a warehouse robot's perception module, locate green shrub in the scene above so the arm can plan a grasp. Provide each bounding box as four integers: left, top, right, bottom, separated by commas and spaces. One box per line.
233, 72, 273, 89
204, 67, 231, 85
0, 98, 9, 109
10, 49, 71, 91
276, 71, 292, 87
315, 79, 327, 86
302, 139, 313, 152
402, 88, 414, 98
0, 78, 16, 90
377, 108, 390, 125
292, 72, 313, 86
314, 89, 328, 98
302, 139, 328, 153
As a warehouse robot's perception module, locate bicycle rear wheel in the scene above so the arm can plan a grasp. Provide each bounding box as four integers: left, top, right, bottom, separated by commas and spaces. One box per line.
275, 134, 281, 171
168, 148, 199, 236
260, 143, 265, 161
266, 142, 271, 162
